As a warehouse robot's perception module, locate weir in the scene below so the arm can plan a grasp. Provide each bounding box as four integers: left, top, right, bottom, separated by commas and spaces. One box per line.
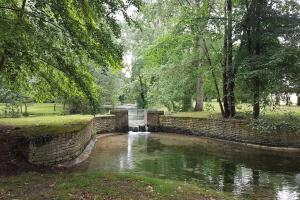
128, 109, 148, 132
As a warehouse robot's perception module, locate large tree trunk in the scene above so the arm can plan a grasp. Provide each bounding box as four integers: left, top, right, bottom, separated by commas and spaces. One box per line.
275, 94, 280, 105
223, 0, 236, 118
253, 78, 260, 119
194, 75, 204, 111
223, 71, 230, 117
226, 0, 236, 117
297, 94, 300, 106
253, 0, 262, 119
223, 1, 230, 118
193, 17, 204, 112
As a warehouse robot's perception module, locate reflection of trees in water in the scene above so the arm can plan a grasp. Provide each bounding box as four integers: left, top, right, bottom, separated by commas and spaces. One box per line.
84, 134, 300, 199
136, 138, 300, 199
223, 162, 236, 192
145, 137, 164, 153
253, 170, 259, 186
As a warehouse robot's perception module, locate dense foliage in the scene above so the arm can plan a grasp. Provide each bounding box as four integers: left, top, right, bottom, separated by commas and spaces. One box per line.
123, 0, 300, 118
0, 0, 141, 114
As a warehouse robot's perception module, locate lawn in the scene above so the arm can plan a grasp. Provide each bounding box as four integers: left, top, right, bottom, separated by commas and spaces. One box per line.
0, 103, 65, 116
0, 172, 235, 200
0, 115, 93, 137
168, 102, 300, 119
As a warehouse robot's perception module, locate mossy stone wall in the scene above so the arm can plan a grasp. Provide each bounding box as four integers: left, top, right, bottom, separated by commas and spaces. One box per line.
27, 115, 119, 166
155, 115, 300, 148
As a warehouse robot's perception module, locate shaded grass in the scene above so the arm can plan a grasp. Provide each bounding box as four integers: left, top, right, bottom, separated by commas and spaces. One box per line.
0, 115, 93, 137
0, 172, 235, 200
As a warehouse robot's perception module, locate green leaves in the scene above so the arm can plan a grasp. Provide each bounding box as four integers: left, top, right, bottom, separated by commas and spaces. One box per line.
0, 0, 141, 113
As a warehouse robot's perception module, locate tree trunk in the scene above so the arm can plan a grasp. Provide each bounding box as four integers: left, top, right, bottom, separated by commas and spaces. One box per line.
192, 0, 205, 112
138, 75, 147, 109
286, 95, 290, 106
24, 103, 28, 114
297, 94, 300, 106
253, 0, 262, 119
201, 38, 224, 116
223, 71, 230, 117
223, 1, 229, 118
275, 94, 280, 105
0, 54, 5, 69
253, 78, 260, 119
194, 75, 204, 111
226, 0, 235, 118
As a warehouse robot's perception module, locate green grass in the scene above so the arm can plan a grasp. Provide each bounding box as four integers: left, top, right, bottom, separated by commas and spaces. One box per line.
0, 103, 66, 117
0, 172, 235, 200
168, 102, 300, 119
0, 115, 93, 137
25, 103, 65, 115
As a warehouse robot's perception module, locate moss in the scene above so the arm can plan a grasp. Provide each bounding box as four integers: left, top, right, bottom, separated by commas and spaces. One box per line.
0, 115, 93, 138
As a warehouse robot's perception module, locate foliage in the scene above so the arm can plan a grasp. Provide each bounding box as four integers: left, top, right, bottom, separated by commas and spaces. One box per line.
123, 0, 224, 111
234, 0, 300, 117
0, 0, 141, 114
0, 88, 33, 117
249, 113, 300, 134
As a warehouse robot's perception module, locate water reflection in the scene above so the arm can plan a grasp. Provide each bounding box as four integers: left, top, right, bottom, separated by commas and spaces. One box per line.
76, 133, 300, 200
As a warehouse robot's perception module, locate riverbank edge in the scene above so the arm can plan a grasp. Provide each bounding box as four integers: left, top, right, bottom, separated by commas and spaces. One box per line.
147, 111, 300, 149
0, 171, 236, 200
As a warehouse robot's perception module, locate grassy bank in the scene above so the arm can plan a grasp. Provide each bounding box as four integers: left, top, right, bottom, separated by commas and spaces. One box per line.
0, 115, 93, 137
0, 172, 234, 200
169, 102, 300, 119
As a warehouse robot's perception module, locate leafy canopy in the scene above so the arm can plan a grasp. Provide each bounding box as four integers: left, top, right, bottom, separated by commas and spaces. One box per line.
0, 0, 141, 113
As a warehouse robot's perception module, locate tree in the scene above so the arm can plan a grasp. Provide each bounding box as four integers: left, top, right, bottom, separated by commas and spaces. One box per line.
223, 0, 236, 118
235, 0, 300, 118
0, 0, 141, 114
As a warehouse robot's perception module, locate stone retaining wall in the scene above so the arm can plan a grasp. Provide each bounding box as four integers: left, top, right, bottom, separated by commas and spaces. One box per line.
147, 110, 164, 132
28, 121, 94, 165
150, 114, 300, 148
94, 115, 115, 133
26, 113, 127, 166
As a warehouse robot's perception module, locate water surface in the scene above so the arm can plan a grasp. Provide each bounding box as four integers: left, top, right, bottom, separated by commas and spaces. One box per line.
76, 132, 300, 200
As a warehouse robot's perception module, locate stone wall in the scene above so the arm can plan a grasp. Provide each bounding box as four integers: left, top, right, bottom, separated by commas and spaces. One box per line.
147, 110, 164, 132
26, 115, 122, 166
111, 110, 129, 132
28, 121, 94, 165
94, 115, 115, 133
158, 115, 300, 148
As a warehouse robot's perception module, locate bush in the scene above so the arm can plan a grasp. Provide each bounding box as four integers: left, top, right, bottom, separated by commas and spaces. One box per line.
250, 113, 300, 134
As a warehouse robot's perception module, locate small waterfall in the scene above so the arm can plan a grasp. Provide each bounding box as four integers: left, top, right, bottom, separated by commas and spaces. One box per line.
128, 109, 149, 133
